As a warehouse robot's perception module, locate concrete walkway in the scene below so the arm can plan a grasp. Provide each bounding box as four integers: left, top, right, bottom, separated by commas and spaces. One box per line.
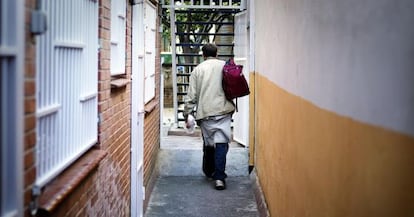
144, 130, 262, 217
145, 176, 259, 217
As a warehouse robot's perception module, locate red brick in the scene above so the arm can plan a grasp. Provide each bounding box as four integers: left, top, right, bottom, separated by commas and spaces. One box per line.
24, 166, 36, 187
24, 130, 36, 150
98, 90, 110, 101
24, 115, 35, 132
24, 151, 35, 170
24, 188, 32, 206
25, 97, 36, 114
25, 59, 35, 78
25, 80, 35, 96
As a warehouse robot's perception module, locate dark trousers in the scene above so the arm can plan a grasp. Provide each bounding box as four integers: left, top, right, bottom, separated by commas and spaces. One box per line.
203, 143, 229, 181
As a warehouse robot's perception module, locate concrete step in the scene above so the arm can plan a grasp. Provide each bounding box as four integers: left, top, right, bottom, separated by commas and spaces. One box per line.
158, 135, 249, 177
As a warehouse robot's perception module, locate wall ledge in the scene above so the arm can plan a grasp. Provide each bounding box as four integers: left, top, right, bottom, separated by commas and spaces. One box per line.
145, 100, 158, 113
36, 148, 107, 216
110, 78, 130, 89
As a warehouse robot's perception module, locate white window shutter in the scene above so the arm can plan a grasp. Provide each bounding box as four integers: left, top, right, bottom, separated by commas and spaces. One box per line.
35, 0, 98, 187
111, 0, 127, 75
144, 1, 157, 103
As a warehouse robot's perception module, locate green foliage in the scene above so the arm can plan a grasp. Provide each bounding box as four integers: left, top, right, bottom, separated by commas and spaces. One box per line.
161, 6, 232, 52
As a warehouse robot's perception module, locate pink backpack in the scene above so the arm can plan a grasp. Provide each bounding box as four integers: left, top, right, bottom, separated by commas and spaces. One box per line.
222, 58, 250, 101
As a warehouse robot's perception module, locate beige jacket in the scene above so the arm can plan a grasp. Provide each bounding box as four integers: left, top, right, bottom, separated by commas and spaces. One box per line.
184, 57, 235, 120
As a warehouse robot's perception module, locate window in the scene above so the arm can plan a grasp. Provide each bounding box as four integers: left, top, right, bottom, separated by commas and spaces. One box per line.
1, 0, 24, 216
144, 1, 157, 103
35, 0, 98, 188
111, 0, 127, 75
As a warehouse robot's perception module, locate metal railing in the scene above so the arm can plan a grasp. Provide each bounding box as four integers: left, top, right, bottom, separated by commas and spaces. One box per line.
162, 0, 244, 125
161, 0, 246, 9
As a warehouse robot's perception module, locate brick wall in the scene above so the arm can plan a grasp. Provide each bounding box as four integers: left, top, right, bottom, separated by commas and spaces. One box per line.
21, 0, 164, 215
24, 0, 37, 215
92, 0, 132, 215
22, 0, 133, 216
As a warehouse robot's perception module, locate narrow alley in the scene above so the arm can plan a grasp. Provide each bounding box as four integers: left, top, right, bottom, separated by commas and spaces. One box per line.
2, 0, 414, 217
144, 135, 263, 217
145, 176, 258, 217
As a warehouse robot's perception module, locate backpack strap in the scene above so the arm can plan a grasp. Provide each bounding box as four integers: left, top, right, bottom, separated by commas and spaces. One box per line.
228, 98, 238, 112
234, 98, 238, 112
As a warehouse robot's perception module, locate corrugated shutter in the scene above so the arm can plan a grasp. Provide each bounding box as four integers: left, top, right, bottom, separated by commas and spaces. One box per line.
35, 0, 98, 187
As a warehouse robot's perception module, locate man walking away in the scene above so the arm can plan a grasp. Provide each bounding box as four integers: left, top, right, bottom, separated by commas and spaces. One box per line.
183, 43, 235, 190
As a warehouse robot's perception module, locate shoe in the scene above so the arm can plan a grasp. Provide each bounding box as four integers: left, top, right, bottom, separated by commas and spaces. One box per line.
215, 180, 226, 190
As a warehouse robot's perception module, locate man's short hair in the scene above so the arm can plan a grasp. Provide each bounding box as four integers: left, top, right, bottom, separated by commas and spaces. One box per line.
202, 43, 218, 58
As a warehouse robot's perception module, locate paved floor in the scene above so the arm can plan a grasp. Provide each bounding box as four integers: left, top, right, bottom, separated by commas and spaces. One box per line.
148, 109, 260, 217
145, 176, 259, 217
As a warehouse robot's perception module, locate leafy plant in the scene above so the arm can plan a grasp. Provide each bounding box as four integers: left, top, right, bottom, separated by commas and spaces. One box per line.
161, 6, 233, 57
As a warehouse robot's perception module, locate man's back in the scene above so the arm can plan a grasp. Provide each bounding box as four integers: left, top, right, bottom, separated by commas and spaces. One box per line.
186, 57, 235, 120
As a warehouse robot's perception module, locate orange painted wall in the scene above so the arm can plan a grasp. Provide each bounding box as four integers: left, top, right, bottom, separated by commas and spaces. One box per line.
254, 75, 414, 217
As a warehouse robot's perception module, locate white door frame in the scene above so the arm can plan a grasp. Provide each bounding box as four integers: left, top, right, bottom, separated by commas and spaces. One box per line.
131, 1, 145, 216
233, 11, 250, 147
1, 0, 24, 216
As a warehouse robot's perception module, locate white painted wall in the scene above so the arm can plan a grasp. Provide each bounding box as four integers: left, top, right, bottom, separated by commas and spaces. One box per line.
255, 0, 414, 136
233, 11, 250, 146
